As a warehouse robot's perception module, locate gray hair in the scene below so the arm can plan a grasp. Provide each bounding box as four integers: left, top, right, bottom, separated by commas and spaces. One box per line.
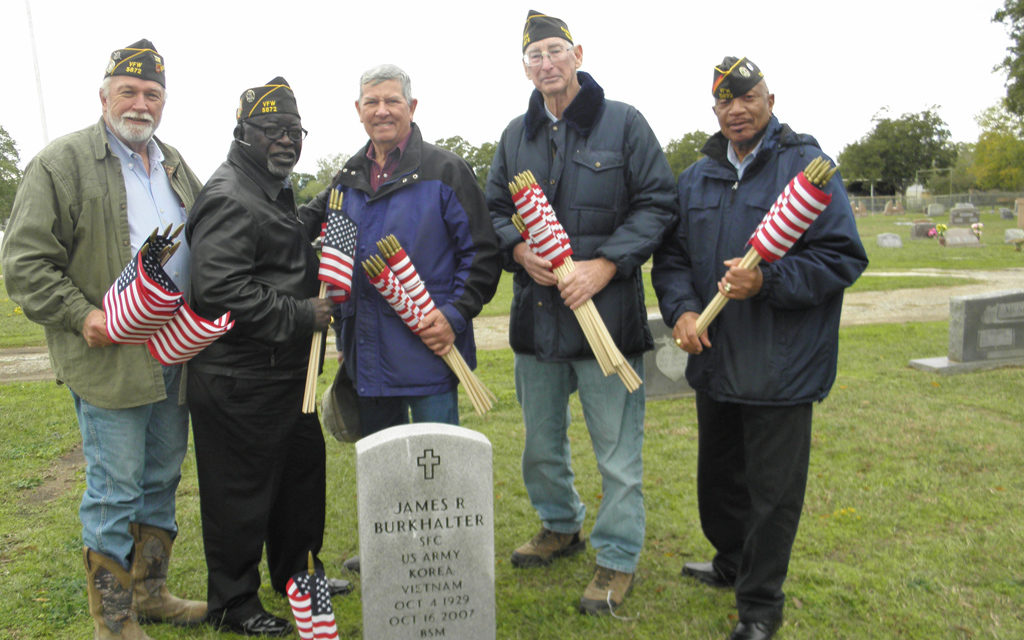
100, 75, 167, 100
358, 64, 413, 104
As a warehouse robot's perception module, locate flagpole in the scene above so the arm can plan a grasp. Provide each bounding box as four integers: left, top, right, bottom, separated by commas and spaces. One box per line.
25, 0, 49, 144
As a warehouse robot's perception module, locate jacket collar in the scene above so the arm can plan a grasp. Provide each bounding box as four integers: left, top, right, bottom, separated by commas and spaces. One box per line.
226, 140, 290, 201
700, 115, 794, 179
91, 117, 178, 178
342, 122, 424, 199
524, 71, 605, 140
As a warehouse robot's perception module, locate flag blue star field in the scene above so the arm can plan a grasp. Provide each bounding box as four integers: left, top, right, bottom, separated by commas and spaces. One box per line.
318, 186, 357, 303
286, 569, 339, 640
103, 245, 182, 344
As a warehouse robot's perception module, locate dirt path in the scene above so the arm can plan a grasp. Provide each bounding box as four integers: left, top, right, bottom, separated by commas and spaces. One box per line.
3, 268, 1022, 384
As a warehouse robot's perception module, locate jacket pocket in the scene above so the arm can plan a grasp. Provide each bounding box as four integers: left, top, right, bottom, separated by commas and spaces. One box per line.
570, 150, 625, 213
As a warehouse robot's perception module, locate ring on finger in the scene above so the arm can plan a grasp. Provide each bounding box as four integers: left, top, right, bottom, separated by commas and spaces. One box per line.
724, 282, 733, 293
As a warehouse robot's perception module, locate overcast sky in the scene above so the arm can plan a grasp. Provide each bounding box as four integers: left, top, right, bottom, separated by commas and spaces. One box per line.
0, 0, 1013, 181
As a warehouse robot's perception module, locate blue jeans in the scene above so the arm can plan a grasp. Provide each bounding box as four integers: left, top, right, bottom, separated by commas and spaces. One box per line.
357, 388, 460, 436
71, 364, 189, 566
514, 353, 646, 574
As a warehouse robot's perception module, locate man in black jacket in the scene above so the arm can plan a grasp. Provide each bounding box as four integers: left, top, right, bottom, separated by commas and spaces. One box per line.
186, 78, 348, 637
487, 10, 677, 616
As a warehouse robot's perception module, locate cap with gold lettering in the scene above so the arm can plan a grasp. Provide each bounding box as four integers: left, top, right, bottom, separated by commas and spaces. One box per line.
104, 39, 165, 87
712, 56, 763, 100
522, 10, 572, 52
236, 77, 301, 122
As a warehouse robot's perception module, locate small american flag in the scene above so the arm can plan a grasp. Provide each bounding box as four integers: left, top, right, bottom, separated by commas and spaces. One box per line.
286, 569, 339, 640
748, 171, 831, 263
146, 301, 233, 365
319, 186, 357, 301
103, 247, 183, 344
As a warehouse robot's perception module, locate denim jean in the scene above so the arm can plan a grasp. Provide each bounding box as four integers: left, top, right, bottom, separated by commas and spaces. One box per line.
71, 364, 189, 567
357, 388, 460, 436
514, 353, 646, 574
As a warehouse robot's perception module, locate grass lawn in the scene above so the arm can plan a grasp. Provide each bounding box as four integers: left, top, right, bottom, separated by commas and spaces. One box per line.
2, 321, 1023, 638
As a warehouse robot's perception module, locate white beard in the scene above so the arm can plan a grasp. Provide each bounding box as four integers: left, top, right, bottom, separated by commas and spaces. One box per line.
109, 110, 156, 145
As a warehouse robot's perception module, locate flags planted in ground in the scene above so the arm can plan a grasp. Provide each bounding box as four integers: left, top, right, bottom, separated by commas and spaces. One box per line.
146, 301, 233, 365
103, 244, 182, 344
286, 566, 338, 640
319, 186, 357, 301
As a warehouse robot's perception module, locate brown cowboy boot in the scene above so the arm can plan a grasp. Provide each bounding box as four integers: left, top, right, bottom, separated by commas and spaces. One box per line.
84, 548, 153, 640
130, 523, 207, 625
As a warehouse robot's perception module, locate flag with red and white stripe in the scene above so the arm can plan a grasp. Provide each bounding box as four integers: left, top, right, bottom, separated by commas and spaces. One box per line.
103, 247, 182, 344
319, 186, 357, 301
146, 301, 233, 365
366, 263, 426, 334
748, 171, 831, 263
286, 570, 339, 640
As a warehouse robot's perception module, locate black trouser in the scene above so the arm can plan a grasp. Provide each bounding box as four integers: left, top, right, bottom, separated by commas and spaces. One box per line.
694, 392, 812, 623
189, 370, 327, 621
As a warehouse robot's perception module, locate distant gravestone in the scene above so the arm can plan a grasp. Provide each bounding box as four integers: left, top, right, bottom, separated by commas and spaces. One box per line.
909, 290, 1024, 374
1000, 207, 1015, 220
943, 228, 980, 247
911, 221, 934, 239
927, 203, 945, 217
949, 203, 980, 226
1005, 228, 1024, 244
876, 233, 902, 248
643, 314, 692, 398
356, 424, 495, 640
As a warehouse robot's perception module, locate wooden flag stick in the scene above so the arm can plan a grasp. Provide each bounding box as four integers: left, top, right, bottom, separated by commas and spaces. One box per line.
301, 281, 328, 413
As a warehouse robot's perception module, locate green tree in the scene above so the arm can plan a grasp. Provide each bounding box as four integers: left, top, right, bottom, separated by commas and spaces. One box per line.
994, 1, 1024, 117
296, 152, 349, 204
1, 125, 23, 228
663, 130, 711, 177
837, 108, 955, 195
973, 103, 1024, 189
434, 136, 496, 191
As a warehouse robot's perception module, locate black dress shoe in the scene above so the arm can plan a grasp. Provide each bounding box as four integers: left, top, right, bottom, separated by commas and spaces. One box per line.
211, 611, 293, 637
327, 576, 353, 596
343, 555, 360, 573
729, 619, 782, 640
681, 561, 734, 588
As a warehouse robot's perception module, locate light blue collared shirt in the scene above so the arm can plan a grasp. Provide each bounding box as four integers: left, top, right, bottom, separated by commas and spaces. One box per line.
106, 128, 190, 293
727, 136, 765, 181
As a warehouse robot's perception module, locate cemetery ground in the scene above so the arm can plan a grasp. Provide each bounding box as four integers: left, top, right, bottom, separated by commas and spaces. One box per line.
2, 209, 1024, 638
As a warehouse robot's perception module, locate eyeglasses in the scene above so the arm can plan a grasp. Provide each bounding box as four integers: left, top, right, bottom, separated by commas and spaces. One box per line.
523, 45, 574, 67
245, 122, 308, 142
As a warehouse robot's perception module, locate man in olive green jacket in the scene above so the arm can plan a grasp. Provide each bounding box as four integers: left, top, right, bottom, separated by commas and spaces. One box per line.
1, 39, 205, 639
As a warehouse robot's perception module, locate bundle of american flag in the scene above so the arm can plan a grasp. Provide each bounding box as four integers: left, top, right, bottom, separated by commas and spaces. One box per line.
303, 187, 355, 413
694, 156, 836, 335
508, 171, 642, 392
318, 186, 358, 304
102, 225, 233, 365
286, 553, 339, 640
362, 235, 496, 415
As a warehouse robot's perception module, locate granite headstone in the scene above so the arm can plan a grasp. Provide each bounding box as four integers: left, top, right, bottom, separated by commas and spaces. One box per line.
943, 228, 980, 247
356, 424, 495, 640
876, 233, 902, 248
949, 203, 979, 226
910, 290, 1024, 374
927, 203, 945, 217
643, 314, 692, 398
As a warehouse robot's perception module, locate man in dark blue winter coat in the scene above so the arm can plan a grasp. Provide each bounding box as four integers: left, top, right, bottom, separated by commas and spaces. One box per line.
487, 10, 678, 616
652, 57, 868, 640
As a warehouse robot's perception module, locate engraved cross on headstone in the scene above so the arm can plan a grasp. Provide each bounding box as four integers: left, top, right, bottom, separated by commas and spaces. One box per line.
417, 448, 441, 480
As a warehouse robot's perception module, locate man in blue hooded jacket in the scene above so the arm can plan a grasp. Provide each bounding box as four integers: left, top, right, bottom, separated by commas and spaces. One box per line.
652, 57, 868, 640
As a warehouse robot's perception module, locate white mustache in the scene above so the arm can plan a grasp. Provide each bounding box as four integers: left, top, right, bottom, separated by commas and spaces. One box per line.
121, 111, 154, 123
